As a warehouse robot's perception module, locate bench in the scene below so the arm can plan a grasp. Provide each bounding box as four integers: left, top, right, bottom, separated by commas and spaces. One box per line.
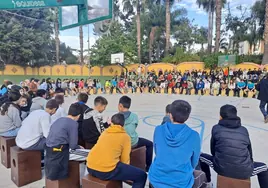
1, 136, 16, 168
45, 161, 80, 188
217, 175, 250, 188
82, 174, 122, 188
130, 146, 146, 171
10, 146, 42, 187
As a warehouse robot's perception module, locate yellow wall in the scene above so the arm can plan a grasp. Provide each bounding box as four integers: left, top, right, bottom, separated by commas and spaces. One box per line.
66, 65, 82, 76
39, 66, 51, 76
147, 63, 175, 73
102, 65, 123, 76
4, 65, 25, 75
90, 66, 101, 76
51, 65, 66, 76
177, 62, 205, 73
2, 62, 268, 76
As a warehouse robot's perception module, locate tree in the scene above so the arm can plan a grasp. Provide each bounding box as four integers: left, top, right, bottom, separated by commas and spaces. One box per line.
79, 26, 84, 65
215, 0, 226, 52
164, 0, 175, 55
262, 0, 268, 64
194, 27, 209, 51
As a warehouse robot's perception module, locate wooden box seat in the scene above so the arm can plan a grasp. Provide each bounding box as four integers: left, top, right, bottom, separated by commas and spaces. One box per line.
82, 174, 122, 188
10, 146, 42, 187
130, 146, 146, 171
217, 175, 250, 188
1, 136, 16, 168
45, 161, 80, 188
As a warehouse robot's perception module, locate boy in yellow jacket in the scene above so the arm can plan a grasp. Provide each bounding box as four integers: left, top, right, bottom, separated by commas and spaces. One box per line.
86, 113, 147, 188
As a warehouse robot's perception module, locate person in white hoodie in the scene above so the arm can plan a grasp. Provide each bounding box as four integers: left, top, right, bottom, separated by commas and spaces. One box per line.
51, 95, 67, 123
16, 99, 58, 151
30, 89, 47, 112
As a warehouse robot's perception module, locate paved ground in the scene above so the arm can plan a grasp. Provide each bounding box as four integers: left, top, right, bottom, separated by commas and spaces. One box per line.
1, 94, 267, 188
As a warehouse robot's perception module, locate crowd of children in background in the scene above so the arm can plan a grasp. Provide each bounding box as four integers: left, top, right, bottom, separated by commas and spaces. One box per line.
0, 67, 266, 99
0, 76, 267, 187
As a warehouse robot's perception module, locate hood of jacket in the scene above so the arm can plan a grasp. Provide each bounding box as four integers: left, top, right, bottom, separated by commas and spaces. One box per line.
106, 125, 126, 133
120, 111, 131, 119
218, 116, 241, 129
164, 122, 192, 147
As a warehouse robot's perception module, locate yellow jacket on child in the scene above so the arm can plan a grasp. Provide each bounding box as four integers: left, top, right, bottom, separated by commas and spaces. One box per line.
86, 124, 131, 172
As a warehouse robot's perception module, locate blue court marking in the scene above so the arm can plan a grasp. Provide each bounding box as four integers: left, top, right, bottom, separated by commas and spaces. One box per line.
142, 115, 205, 145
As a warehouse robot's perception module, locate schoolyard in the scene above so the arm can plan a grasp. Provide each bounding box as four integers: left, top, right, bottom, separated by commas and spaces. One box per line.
0, 93, 267, 188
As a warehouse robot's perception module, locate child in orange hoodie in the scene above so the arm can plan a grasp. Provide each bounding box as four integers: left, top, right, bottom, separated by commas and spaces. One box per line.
86, 113, 147, 188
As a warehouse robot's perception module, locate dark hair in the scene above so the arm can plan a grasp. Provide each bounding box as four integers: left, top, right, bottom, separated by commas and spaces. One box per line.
170, 100, 191, 123
68, 103, 82, 116
220, 104, 237, 119
55, 88, 64, 94
77, 93, 88, 103
23, 86, 29, 92
36, 89, 46, 97
166, 104, 171, 114
111, 113, 125, 127
55, 95, 64, 105
1, 91, 21, 115
46, 99, 59, 110
94, 96, 108, 106
119, 96, 131, 109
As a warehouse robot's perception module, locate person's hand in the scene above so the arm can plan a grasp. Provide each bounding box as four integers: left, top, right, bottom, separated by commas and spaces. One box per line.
107, 117, 112, 125
79, 145, 85, 149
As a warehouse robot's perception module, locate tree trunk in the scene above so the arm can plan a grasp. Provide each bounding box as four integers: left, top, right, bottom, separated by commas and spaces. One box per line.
262, 0, 268, 64
207, 0, 212, 53
79, 26, 84, 65
215, 0, 222, 53
149, 27, 157, 64
136, 0, 141, 64
156, 41, 160, 61
165, 0, 171, 56
211, 9, 214, 50
54, 9, 60, 64
201, 43, 204, 51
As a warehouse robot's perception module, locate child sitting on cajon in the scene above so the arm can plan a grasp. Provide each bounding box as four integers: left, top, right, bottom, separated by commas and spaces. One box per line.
86, 113, 147, 187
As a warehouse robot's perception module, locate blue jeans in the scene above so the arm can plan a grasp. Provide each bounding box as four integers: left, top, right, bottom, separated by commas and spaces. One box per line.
0, 128, 20, 137
259, 100, 268, 118
87, 162, 147, 188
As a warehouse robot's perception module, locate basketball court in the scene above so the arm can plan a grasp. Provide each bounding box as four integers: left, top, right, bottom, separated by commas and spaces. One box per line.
0, 93, 266, 187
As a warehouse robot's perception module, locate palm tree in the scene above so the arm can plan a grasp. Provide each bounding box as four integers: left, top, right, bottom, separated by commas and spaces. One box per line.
262, 0, 268, 64
54, 9, 60, 65
196, 0, 214, 53
164, 0, 175, 55
79, 26, 84, 65
215, 0, 226, 52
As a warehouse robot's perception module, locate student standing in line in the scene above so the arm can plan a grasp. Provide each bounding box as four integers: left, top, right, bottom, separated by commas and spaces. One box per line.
86, 113, 147, 188
82, 96, 109, 148
149, 100, 201, 188
16, 99, 58, 151
45, 103, 83, 181
199, 105, 268, 188
118, 96, 153, 172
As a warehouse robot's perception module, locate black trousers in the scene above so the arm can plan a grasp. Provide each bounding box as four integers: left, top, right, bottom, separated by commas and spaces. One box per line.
199, 153, 268, 188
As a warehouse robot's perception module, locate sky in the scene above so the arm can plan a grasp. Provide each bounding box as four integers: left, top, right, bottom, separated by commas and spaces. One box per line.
59, 0, 259, 52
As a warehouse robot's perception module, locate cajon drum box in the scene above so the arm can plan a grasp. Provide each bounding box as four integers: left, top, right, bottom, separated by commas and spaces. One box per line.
183, 89, 186, 95
198, 90, 202, 95
248, 91, 253, 98
144, 87, 149, 93
130, 146, 146, 171
11, 146, 42, 187
191, 89, 195, 95
168, 88, 172, 94
1, 136, 16, 168
136, 87, 141, 94
239, 90, 244, 97
128, 88, 132, 94
229, 90, 234, 97
89, 89, 94, 95
45, 161, 80, 188
221, 89, 226, 96
217, 175, 250, 188
82, 174, 122, 188
97, 88, 102, 94
160, 88, 164, 94
205, 89, 210, 96
213, 89, 218, 96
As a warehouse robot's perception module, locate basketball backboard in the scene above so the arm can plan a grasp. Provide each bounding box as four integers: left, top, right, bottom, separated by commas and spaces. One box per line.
59, 0, 113, 30
111, 53, 124, 65
218, 55, 236, 67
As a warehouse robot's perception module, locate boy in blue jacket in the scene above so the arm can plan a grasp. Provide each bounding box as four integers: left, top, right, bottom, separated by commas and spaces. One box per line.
149, 100, 201, 188
118, 96, 153, 172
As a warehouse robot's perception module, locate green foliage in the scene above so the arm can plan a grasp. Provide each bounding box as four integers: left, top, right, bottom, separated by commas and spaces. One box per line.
202, 53, 223, 69
162, 48, 201, 64
237, 55, 263, 65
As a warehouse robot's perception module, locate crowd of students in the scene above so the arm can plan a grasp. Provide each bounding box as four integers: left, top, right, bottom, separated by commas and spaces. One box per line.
0, 73, 268, 188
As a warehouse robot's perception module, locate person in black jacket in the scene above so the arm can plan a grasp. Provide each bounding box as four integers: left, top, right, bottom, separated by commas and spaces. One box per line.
199, 105, 268, 188
82, 96, 109, 149
256, 73, 268, 123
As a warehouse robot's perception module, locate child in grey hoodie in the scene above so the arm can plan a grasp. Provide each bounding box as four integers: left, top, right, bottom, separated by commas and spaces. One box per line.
30, 89, 47, 112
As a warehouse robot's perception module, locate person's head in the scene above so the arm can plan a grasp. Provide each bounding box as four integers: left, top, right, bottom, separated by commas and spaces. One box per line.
165, 104, 171, 115
54, 88, 64, 96
170, 100, 191, 124
36, 89, 47, 98
111, 113, 125, 127
55, 95, 64, 106
18, 94, 28, 107
94, 96, 108, 113
45, 99, 59, 115
8, 91, 21, 103
77, 93, 88, 103
118, 96, 131, 112
220, 104, 237, 120
67, 103, 82, 121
